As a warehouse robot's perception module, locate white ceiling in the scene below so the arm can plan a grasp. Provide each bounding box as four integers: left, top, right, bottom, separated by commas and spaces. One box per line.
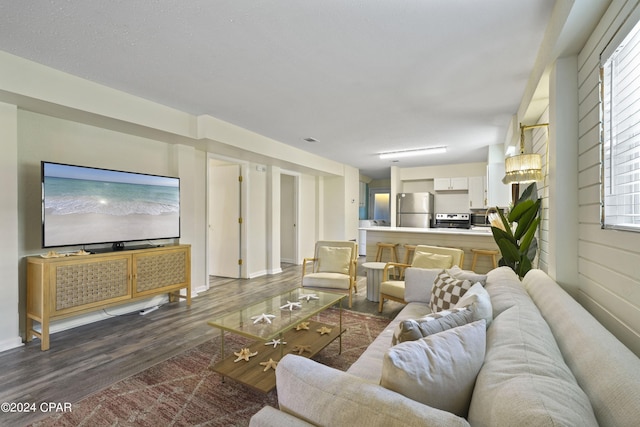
0, 1, 555, 179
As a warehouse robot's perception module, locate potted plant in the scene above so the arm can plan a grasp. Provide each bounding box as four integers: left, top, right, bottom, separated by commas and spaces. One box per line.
488, 183, 541, 277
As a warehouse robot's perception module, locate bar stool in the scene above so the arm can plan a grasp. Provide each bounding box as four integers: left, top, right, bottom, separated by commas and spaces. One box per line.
399, 244, 417, 279
375, 242, 399, 263
470, 248, 499, 271
402, 244, 417, 265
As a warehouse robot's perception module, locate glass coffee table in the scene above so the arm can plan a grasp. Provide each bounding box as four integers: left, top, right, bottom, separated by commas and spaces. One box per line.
207, 288, 346, 392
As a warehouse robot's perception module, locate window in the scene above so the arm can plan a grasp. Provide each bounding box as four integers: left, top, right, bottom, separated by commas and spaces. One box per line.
601, 14, 640, 232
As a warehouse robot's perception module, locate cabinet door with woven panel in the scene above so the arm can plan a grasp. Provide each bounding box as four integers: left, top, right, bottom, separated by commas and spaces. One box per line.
132, 247, 190, 297
51, 255, 131, 316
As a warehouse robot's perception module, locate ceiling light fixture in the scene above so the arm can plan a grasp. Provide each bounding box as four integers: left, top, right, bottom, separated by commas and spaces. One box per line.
379, 146, 447, 160
502, 123, 548, 184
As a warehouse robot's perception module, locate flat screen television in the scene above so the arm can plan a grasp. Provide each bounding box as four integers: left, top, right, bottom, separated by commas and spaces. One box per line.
42, 161, 180, 249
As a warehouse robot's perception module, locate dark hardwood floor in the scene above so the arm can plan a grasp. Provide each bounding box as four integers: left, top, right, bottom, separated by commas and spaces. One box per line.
0, 259, 404, 427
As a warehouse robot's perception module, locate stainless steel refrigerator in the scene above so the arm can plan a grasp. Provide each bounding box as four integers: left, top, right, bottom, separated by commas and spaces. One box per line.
396, 192, 435, 227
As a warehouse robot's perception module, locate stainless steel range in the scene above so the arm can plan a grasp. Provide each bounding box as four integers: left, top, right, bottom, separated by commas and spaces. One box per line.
434, 213, 471, 229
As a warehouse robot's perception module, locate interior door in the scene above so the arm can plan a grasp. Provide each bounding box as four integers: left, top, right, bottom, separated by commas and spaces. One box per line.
280, 174, 297, 264
208, 162, 241, 278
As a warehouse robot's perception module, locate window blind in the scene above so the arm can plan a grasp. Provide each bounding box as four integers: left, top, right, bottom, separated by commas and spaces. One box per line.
601, 14, 640, 231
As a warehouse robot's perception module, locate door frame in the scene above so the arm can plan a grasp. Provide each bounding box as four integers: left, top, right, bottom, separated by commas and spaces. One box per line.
280, 170, 300, 264
368, 187, 391, 222
206, 153, 249, 282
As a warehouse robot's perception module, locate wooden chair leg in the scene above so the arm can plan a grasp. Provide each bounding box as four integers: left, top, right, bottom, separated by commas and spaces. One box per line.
471, 253, 478, 271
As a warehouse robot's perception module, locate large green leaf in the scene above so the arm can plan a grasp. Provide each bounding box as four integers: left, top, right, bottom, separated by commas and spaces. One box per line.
526, 238, 538, 262
508, 199, 535, 223
514, 199, 541, 240
496, 238, 520, 264
491, 226, 516, 246
516, 256, 532, 277
519, 217, 541, 254
518, 183, 538, 204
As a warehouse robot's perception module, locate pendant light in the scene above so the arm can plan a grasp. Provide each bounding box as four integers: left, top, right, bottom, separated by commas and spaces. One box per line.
502, 123, 548, 184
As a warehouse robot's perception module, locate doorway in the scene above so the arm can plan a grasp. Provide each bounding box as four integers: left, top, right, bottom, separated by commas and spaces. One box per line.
208, 159, 242, 278
280, 173, 298, 265
369, 187, 391, 223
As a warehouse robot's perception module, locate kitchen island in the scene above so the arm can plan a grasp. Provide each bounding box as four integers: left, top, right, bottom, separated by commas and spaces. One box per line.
361, 226, 499, 274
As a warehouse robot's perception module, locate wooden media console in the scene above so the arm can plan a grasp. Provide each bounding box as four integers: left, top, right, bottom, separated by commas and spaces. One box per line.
26, 244, 191, 350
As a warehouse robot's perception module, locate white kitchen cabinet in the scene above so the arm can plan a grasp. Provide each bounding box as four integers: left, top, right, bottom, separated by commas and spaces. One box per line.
487, 163, 511, 208
434, 177, 468, 191
468, 175, 487, 209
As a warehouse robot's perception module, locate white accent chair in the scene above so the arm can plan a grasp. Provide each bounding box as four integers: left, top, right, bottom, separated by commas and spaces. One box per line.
378, 244, 464, 312
302, 240, 359, 308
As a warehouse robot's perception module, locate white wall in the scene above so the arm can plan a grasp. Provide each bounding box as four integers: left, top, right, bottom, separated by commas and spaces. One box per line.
322, 175, 345, 240
0, 102, 21, 351
247, 162, 268, 277
14, 110, 207, 342
343, 165, 361, 242
298, 174, 318, 261
574, 0, 640, 355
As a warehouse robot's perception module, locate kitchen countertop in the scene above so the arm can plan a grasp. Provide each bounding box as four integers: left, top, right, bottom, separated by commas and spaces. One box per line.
359, 226, 493, 236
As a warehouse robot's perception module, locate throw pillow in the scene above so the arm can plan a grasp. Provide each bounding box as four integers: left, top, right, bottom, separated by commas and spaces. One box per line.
430, 271, 472, 312
447, 265, 487, 285
411, 252, 453, 269
317, 246, 351, 274
403, 268, 442, 303
455, 282, 493, 327
392, 307, 474, 345
381, 320, 487, 418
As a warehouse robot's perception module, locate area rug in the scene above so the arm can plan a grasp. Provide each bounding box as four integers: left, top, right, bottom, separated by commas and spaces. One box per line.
30, 308, 390, 427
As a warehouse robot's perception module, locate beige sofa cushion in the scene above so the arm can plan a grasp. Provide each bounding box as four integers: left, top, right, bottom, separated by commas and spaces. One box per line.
276, 354, 470, 427
392, 307, 474, 345
468, 272, 598, 427
403, 267, 442, 303
317, 246, 351, 274
249, 406, 314, 427
302, 272, 350, 289
347, 302, 432, 383
447, 265, 487, 285
382, 320, 486, 418
412, 252, 453, 269
454, 282, 493, 326
483, 266, 531, 316
523, 269, 640, 427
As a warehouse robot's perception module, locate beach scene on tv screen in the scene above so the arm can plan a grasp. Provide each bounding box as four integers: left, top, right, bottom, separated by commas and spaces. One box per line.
43, 163, 180, 247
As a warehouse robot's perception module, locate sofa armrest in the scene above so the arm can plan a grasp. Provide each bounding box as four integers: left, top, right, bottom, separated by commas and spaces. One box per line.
301, 258, 316, 277
383, 262, 410, 281
276, 354, 470, 427
249, 406, 314, 427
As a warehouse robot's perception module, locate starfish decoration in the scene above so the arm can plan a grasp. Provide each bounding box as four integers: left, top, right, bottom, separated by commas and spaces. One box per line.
295, 322, 310, 331
292, 345, 312, 355
233, 348, 258, 362
317, 326, 333, 335
259, 358, 278, 372
280, 300, 302, 311
298, 293, 319, 302
265, 338, 286, 348
251, 313, 276, 324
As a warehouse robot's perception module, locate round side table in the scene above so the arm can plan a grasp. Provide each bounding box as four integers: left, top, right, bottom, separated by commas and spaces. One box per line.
362, 261, 387, 302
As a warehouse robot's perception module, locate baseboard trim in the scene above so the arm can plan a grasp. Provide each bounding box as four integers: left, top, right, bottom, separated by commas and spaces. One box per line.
0, 336, 24, 353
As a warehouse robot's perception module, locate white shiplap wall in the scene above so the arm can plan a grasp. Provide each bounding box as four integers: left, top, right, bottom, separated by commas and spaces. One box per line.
576, 0, 640, 356
532, 109, 551, 274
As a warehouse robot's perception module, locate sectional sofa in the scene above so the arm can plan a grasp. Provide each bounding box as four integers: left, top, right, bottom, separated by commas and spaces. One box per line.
250, 267, 640, 426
